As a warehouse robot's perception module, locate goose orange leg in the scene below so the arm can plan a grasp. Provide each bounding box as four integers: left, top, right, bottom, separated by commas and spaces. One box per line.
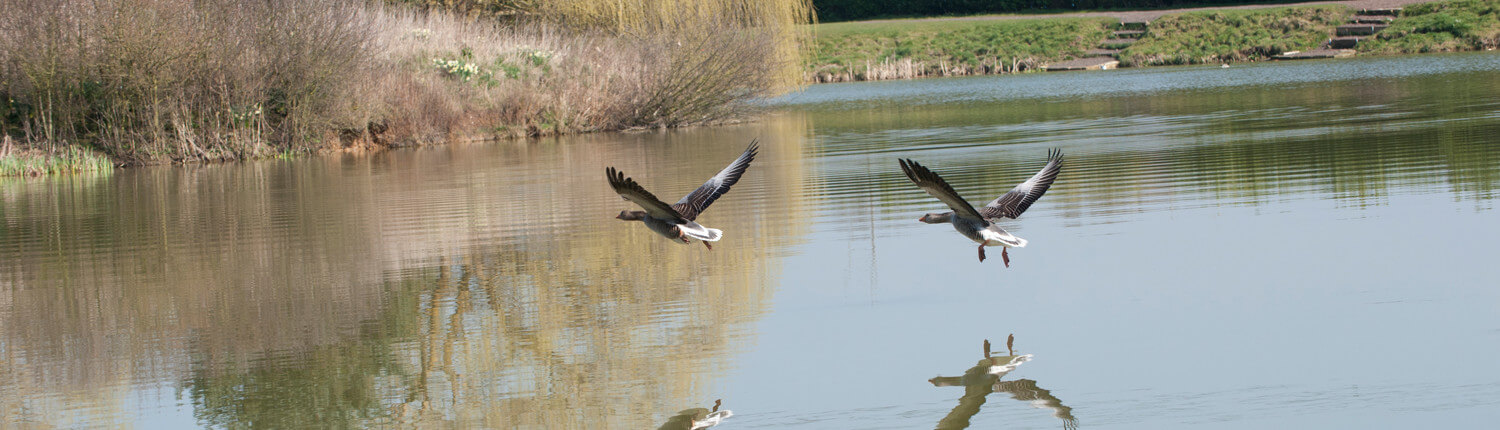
702, 241, 713, 251
1001, 248, 1010, 268
977, 245, 986, 262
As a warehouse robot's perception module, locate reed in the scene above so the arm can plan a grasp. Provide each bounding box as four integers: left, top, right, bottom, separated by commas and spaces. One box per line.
0, 136, 113, 176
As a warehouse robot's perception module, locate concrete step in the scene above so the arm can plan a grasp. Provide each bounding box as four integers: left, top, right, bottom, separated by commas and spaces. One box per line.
1085, 48, 1122, 57
1329, 36, 1364, 49
1099, 38, 1136, 48
1357, 8, 1402, 16
1337, 24, 1389, 36
1112, 30, 1146, 39
1350, 15, 1394, 24
1117, 20, 1149, 30
1273, 49, 1357, 60
1047, 57, 1121, 71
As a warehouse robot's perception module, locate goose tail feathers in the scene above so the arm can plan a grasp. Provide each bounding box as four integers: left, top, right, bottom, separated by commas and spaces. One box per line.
680, 223, 723, 242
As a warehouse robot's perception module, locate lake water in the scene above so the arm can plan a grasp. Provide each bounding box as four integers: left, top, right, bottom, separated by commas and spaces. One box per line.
4, 52, 1500, 429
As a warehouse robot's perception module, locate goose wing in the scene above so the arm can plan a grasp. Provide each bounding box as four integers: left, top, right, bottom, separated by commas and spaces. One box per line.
899, 158, 985, 221
672, 140, 758, 221
607, 167, 685, 221
980, 148, 1063, 220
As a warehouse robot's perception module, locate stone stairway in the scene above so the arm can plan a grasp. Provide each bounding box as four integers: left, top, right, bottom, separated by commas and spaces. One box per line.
1276, 8, 1399, 59
1331, 9, 1398, 48
1047, 21, 1147, 71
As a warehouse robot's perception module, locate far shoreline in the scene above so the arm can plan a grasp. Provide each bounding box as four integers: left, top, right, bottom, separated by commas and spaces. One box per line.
803, 0, 1496, 84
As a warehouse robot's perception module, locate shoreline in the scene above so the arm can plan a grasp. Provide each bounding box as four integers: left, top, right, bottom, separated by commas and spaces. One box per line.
840, 0, 1431, 24
803, 0, 1497, 83
7, 0, 1496, 175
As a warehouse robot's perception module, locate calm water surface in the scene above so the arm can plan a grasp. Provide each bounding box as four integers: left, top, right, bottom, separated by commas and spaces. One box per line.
4, 52, 1500, 429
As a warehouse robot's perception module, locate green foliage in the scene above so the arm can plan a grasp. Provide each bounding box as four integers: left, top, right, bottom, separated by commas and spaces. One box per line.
1360, 0, 1500, 54
1406, 12, 1479, 36
1118, 6, 1350, 66
0, 145, 114, 177
807, 18, 1115, 79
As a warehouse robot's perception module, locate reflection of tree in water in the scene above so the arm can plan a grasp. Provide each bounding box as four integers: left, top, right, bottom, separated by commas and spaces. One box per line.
930, 339, 1077, 430
0, 116, 810, 427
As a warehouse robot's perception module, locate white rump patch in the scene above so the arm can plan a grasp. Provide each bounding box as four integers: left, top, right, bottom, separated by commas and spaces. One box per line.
691, 410, 732, 429
987, 353, 1033, 375
679, 222, 723, 242
981, 225, 1027, 248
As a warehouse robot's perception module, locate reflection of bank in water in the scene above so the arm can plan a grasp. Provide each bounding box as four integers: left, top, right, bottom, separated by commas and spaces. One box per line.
658, 399, 733, 430
930, 339, 1077, 430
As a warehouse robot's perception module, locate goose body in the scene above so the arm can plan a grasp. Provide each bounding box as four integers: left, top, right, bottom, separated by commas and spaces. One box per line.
899, 149, 1063, 265
641, 216, 722, 244
608, 141, 758, 249
954, 217, 1027, 248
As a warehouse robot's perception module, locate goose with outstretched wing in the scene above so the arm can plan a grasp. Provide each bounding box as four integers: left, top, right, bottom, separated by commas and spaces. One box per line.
607, 141, 758, 250
899, 149, 1063, 265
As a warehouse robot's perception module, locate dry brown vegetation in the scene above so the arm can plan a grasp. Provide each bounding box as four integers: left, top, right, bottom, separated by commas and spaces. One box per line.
0, 0, 812, 169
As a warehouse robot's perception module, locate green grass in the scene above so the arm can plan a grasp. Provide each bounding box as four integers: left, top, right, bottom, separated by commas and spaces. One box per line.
0, 145, 114, 177
1118, 5, 1351, 66
1358, 0, 1500, 54
806, 17, 1115, 81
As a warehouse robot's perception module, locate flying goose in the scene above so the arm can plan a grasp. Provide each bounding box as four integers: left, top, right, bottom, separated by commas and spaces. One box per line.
898, 149, 1063, 266
607, 141, 758, 250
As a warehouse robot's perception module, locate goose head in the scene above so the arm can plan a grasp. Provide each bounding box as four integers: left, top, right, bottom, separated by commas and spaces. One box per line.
918, 212, 954, 224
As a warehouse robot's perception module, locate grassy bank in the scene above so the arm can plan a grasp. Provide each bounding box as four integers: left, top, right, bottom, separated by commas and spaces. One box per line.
0, 0, 812, 175
1118, 6, 1350, 66
806, 18, 1114, 82
0, 137, 113, 177
810, 0, 1310, 22
1358, 0, 1500, 53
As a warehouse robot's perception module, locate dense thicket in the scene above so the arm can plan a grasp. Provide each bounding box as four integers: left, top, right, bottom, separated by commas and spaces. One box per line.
812, 0, 1292, 22
0, 0, 812, 170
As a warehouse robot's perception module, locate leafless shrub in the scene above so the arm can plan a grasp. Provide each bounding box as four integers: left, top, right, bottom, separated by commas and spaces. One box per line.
623, 27, 780, 128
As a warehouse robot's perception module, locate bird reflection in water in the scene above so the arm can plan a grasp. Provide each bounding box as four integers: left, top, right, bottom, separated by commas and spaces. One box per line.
658, 399, 733, 430
929, 336, 1078, 430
